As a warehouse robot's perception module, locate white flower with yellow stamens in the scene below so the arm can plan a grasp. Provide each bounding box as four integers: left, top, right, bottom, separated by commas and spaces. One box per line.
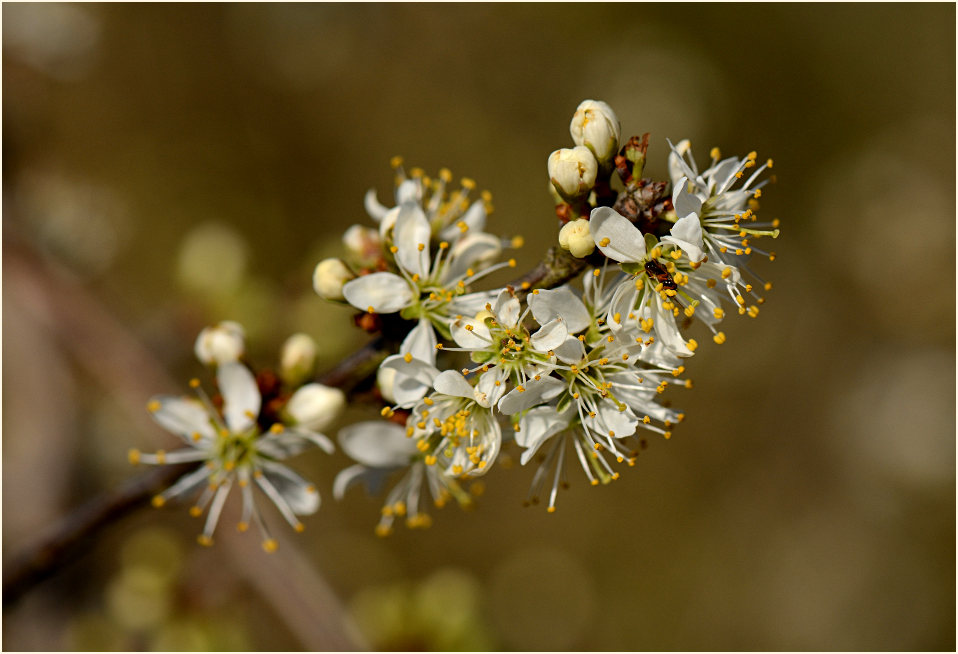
668, 139, 779, 302
590, 206, 697, 357
405, 370, 504, 478
334, 420, 474, 536
501, 318, 687, 511
444, 288, 568, 408
341, 187, 515, 342
130, 361, 334, 551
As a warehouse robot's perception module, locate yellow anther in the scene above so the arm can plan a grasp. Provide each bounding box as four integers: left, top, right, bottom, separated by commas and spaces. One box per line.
128, 449, 141, 465
147, 400, 161, 413
253, 470, 263, 479
516, 385, 526, 393
294, 522, 305, 533
713, 332, 727, 345
687, 338, 698, 352
590, 479, 599, 486
747, 306, 760, 318
151, 495, 165, 508
664, 431, 672, 440
197, 535, 214, 547
366, 306, 376, 314
403, 352, 413, 363
425, 455, 437, 465
389, 245, 398, 253
189, 506, 203, 517
390, 155, 404, 168
380, 407, 394, 417
262, 539, 279, 553
670, 249, 682, 260
593, 269, 601, 277
747, 150, 757, 161
721, 267, 732, 279
223, 461, 235, 471
237, 522, 249, 532
710, 146, 721, 159
769, 252, 777, 262
766, 158, 774, 168
155, 450, 167, 464
599, 237, 611, 247
270, 423, 284, 434
613, 312, 621, 324
508, 258, 517, 268
735, 294, 745, 305
460, 177, 476, 190
578, 335, 585, 341
714, 307, 725, 319
457, 220, 468, 233
238, 479, 248, 487
706, 278, 717, 288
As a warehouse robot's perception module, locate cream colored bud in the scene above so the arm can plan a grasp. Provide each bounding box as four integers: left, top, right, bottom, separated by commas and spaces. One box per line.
342, 224, 382, 267
280, 333, 317, 385
194, 321, 246, 366
313, 258, 354, 301
548, 146, 597, 200
285, 383, 345, 432
570, 100, 621, 163
558, 219, 595, 258
377, 365, 397, 404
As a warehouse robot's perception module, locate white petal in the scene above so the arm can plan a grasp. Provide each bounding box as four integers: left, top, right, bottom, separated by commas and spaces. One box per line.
662, 213, 706, 263
653, 301, 694, 357
218, 362, 261, 433
517, 406, 572, 465
529, 318, 568, 352
528, 286, 591, 334
493, 288, 521, 328
433, 370, 475, 399
394, 202, 431, 277
667, 139, 695, 186
474, 366, 507, 408
450, 317, 492, 349
590, 206, 648, 263
342, 272, 414, 314
672, 176, 703, 218
592, 403, 638, 439
450, 290, 498, 316
333, 463, 370, 500
338, 421, 417, 467
364, 188, 389, 222
498, 376, 565, 415
261, 462, 320, 515
149, 397, 216, 444
380, 355, 439, 387
400, 318, 437, 365
444, 232, 502, 281
439, 201, 487, 242
395, 179, 421, 205
258, 427, 334, 458
553, 335, 586, 364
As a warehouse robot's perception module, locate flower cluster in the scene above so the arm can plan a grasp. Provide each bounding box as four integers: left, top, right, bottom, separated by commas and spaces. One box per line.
134, 99, 778, 543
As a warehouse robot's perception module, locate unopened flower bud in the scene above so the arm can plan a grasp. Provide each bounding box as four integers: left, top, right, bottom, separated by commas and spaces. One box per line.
342, 224, 382, 268
313, 258, 355, 301
194, 321, 246, 366
280, 333, 317, 386
558, 218, 595, 258
377, 365, 397, 404
570, 100, 620, 164
285, 383, 346, 433
548, 146, 597, 200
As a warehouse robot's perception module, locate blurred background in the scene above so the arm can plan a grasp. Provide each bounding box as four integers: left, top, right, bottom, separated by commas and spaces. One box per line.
3, 3, 954, 651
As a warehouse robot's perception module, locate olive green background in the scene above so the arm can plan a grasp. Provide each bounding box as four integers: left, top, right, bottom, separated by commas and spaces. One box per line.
3, 3, 955, 650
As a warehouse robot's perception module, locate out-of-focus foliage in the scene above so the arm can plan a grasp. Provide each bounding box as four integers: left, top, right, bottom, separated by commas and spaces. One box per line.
3, 4, 954, 651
